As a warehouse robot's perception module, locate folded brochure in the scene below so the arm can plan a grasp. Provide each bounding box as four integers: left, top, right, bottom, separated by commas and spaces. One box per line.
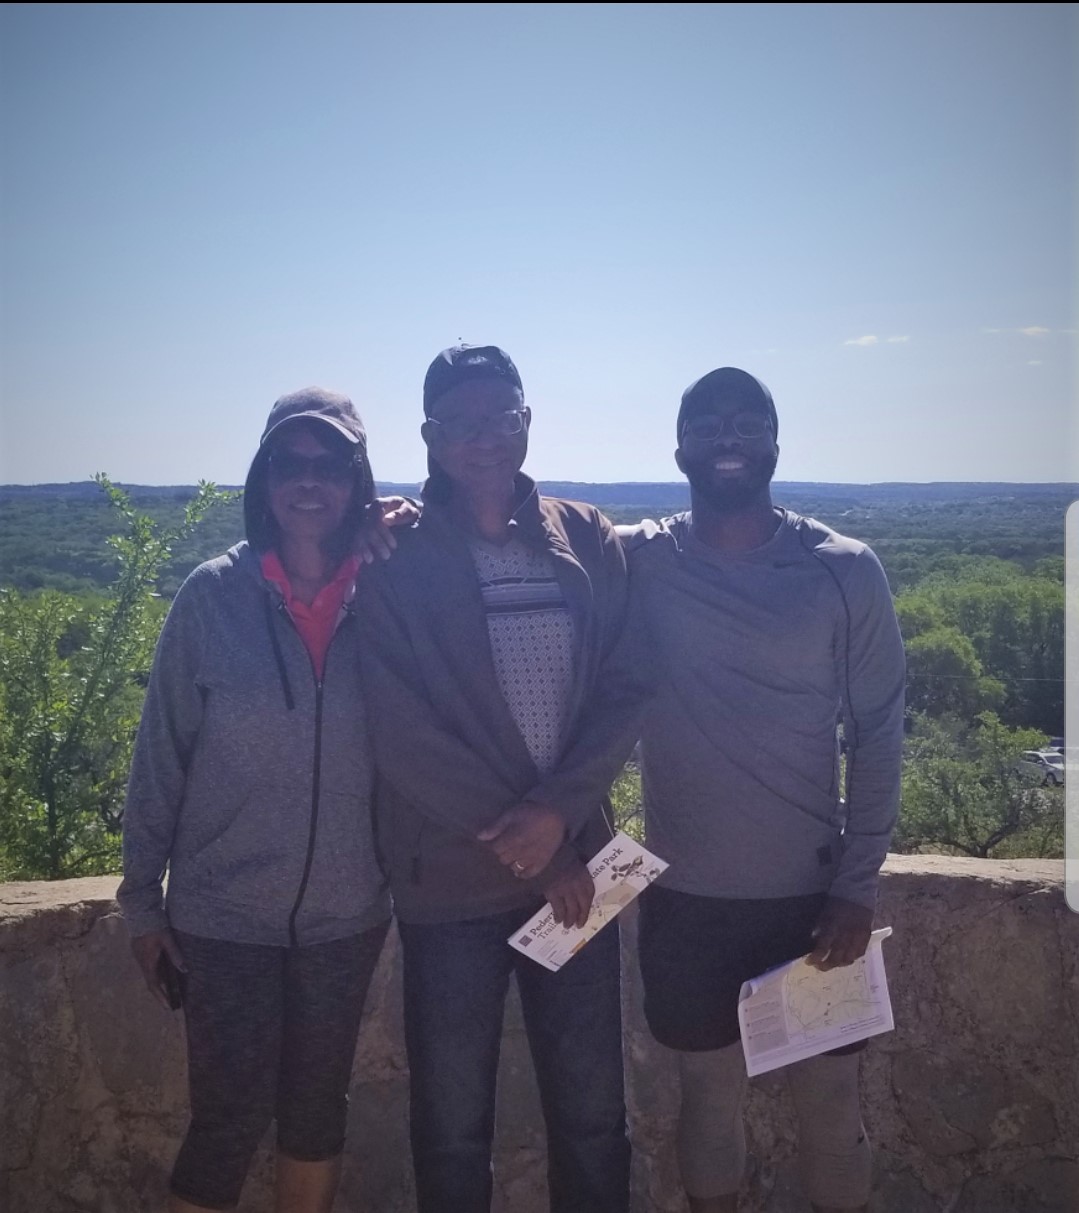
509, 832, 669, 971
738, 926, 894, 1076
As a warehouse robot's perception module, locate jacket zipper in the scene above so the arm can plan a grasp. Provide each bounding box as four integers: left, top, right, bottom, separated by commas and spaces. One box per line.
265, 596, 296, 710
269, 597, 350, 946
288, 675, 324, 945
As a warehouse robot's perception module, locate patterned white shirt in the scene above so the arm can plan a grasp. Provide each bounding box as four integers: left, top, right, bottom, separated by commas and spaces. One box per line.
469, 535, 575, 776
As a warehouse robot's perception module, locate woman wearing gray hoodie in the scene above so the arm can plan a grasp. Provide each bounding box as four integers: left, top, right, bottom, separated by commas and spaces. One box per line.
117, 389, 391, 1213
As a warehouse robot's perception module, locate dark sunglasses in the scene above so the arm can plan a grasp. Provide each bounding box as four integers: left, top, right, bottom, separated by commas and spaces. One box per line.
682, 411, 773, 443
427, 408, 527, 446
267, 450, 357, 484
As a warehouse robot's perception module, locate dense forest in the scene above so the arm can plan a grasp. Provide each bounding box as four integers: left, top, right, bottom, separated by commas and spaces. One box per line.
0, 478, 1072, 881
0, 479, 1072, 596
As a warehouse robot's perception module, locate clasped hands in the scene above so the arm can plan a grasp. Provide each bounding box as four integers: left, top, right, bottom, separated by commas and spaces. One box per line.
478, 803, 594, 930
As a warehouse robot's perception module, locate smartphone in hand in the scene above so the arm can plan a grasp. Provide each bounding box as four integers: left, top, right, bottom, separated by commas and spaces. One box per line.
156, 950, 184, 1010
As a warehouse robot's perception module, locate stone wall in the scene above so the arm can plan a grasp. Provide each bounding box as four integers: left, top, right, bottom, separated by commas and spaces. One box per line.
1, 857, 1076, 1212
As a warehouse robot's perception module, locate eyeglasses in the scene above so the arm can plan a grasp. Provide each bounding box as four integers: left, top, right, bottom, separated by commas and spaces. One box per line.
267, 450, 357, 484
681, 412, 773, 443
427, 409, 527, 445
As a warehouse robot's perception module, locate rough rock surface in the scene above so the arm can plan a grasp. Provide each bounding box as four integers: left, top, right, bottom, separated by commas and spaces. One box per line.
1, 857, 1076, 1212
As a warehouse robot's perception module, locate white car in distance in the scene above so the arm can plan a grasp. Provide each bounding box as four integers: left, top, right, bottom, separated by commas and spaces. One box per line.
1015, 750, 1065, 787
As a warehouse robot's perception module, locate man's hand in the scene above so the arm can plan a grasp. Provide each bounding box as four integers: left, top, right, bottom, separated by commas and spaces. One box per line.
807, 896, 874, 971
354, 497, 421, 565
130, 928, 187, 1011
544, 860, 595, 929
476, 803, 567, 880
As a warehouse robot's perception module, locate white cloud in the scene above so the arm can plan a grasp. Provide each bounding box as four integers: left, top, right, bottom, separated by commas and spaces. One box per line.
1028, 360, 1043, 366
886, 335, 910, 343
844, 335, 878, 347
984, 325, 1076, 338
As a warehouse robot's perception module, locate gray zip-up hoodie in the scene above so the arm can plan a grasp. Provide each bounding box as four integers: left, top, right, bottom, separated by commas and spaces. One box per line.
117, 543, 389, 946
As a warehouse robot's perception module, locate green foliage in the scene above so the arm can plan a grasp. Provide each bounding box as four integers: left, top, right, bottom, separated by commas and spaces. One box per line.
0, 477, 232, 880
0, 481, 1070, 871
610, 762, 643, 841
903, 626, 1006, 718
0, 489, 246, 597
894, 712, 1062, 859
3, 481, 1072, 597
896, 558, 1064, 734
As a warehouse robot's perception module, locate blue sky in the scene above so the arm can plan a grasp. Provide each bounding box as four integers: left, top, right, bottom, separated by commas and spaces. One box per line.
1, 2, 1075, 487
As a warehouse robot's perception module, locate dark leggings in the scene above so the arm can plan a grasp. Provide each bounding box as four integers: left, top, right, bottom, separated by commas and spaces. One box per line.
169, 922, 389, 1210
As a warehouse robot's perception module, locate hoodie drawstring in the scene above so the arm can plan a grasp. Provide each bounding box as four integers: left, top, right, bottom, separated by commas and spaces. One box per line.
264, 595, 296, 710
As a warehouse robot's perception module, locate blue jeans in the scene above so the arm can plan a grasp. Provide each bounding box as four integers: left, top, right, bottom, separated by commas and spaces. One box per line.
399, 908, 630, 1213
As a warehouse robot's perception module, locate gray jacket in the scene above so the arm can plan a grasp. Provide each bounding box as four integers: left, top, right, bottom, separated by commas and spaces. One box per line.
117, 543, 390, 945
353, 476, 650, 924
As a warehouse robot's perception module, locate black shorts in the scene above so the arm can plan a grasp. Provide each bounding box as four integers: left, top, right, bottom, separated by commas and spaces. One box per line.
638, 885, 867, 1054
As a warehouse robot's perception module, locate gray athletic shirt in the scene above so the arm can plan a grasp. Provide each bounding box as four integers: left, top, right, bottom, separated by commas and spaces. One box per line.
623, 510, 905, 909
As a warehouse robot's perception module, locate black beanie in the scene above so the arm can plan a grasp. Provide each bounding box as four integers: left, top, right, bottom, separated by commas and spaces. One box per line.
677, 367, 778, 443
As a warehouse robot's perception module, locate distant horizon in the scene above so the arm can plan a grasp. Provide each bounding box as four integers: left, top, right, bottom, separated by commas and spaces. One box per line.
3, 477, 1077, 492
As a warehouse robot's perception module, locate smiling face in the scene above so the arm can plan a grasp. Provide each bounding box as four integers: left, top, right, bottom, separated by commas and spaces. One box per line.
675, 397, 779, 512
266, 423, 357, 550
422, 378, 530, 496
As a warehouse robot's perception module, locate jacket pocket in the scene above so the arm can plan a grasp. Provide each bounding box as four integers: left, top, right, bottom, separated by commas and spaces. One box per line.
302, 788, 388, 918
195, 784, 309, 910
374, 787, 426, 888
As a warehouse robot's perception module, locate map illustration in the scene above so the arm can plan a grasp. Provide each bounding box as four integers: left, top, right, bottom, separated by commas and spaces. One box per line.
785, 957, 880, 1036
737, 927, 894, 1076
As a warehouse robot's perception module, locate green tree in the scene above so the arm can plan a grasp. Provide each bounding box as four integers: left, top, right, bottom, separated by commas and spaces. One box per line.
896, 558, 1064, 734
895, 711, 1062, 859
610, 761, 643, 841
0, 476, 230, 880
903, 625, 1005, 718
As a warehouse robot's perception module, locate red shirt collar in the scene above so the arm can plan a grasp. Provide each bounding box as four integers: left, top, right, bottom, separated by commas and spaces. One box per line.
260, 550, 361, 607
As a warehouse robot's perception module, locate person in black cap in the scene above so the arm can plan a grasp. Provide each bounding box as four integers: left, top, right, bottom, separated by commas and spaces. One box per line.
119, 388, 396, 1213
353, 345, 648, 1213
621, 367, 906, 1213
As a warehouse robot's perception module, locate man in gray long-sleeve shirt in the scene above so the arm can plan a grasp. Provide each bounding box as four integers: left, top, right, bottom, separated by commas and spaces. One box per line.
622, 367, 905, 1213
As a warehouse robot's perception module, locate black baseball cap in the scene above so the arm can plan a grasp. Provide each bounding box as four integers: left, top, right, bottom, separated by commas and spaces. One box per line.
260, 387, 366, 447
422, 345, 523, 416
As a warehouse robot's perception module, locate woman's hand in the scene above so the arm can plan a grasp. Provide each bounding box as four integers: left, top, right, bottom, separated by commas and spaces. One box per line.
354, 497, 421, 565
130, 928, 187, 1011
